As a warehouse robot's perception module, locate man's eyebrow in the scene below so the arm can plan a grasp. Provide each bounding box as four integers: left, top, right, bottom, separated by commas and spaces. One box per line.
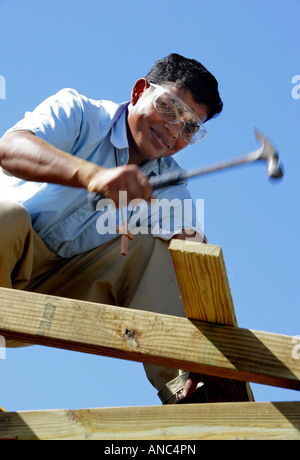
188, 107, 199, 119
184, 102, 197, 116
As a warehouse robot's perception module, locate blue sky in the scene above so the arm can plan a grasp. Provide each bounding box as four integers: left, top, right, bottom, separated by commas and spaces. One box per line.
0, 0, 299, 411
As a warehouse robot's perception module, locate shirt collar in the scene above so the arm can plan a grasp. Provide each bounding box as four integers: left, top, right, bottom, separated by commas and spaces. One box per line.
110, 102, 129, 149
139, 159, 160, 176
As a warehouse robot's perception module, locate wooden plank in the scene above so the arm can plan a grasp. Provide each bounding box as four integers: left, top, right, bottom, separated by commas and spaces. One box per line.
0, 288, 299, 390
169, 240, 237, 324
0, 402, 299, 440
169, 240, 253, 401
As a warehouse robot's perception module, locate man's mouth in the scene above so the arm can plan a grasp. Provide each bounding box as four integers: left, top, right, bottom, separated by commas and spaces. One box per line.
151, 128, 170, 149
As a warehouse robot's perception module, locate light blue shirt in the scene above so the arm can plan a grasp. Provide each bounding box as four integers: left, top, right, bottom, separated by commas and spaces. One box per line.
0, 88, 203, 257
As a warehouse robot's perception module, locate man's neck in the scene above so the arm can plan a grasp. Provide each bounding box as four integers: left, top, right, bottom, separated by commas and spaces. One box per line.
126, 113, 145, 166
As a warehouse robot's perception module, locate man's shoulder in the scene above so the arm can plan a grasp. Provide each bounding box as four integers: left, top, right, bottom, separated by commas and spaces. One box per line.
53, 88, 121, 115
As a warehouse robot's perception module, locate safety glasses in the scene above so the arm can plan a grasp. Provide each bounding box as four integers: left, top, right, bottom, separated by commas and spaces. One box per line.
150, 83, 207, 144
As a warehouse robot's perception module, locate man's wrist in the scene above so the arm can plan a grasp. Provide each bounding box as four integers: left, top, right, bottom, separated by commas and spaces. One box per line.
73, 160, 104, 191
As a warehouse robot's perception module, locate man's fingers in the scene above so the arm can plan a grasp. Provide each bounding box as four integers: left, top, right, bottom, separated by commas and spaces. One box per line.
100, 166, 152, 207
178, 372, 200, 402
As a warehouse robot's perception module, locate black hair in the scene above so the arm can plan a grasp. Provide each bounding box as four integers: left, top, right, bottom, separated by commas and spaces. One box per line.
145, 53, 223, 121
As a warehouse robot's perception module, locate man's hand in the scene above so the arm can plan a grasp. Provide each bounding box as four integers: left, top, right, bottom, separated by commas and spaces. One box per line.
173, 229, 207, 243
178, 372, 202, 402
86, 164, 153, 208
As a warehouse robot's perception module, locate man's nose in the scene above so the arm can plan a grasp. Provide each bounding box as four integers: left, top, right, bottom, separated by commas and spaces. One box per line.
163, 120, 184, 138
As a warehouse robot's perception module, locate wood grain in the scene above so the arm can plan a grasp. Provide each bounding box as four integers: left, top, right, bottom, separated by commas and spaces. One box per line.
169, 240, 237, 324
0, 288, 299, 390
0, 402, 299, 440
169, 240, 253, 400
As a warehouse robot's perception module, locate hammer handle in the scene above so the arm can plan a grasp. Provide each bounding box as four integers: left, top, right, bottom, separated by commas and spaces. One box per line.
149, 154, 257, 190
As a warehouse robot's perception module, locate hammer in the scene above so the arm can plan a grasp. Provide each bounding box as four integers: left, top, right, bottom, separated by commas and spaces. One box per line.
149, 129, 284, 190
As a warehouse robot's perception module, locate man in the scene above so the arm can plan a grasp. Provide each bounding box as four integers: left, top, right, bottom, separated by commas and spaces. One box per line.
0, 54, 223, 404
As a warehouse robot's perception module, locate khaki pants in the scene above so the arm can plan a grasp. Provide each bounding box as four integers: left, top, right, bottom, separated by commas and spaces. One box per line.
0, 201, 189, 404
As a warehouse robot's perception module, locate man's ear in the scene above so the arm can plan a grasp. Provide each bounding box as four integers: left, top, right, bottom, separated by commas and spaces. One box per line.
131, 79, 150, 106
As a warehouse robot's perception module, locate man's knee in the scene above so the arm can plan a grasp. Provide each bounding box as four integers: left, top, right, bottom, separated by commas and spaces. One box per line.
0, 201, 31, 243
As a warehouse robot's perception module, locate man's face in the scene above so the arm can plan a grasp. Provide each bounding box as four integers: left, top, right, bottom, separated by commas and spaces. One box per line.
127, 79, 208, 165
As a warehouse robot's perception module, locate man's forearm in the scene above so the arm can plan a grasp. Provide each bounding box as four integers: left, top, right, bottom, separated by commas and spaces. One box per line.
0, 130, 152, 207
0, 130, 99, 189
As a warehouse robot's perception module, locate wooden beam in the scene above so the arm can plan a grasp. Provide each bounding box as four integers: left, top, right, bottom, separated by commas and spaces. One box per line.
169, 240, 253, 401
169, 240, 237, 324
0, 288, 299, 390
0, 402, 299, 440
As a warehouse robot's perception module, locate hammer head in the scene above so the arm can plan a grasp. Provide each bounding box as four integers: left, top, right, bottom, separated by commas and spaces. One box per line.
254, 128, 284, 179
